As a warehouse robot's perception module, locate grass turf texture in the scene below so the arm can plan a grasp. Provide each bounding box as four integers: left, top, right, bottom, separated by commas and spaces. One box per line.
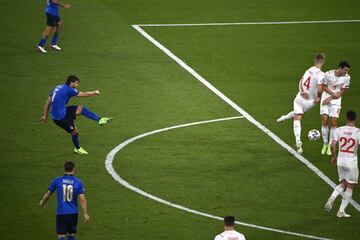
0, 0, 360, 239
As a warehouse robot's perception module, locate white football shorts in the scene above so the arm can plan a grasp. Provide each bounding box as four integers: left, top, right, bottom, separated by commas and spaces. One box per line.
338, 166, 359, 184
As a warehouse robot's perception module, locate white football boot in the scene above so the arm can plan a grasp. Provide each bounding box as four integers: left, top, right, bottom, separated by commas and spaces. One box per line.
277, 115, 287, 123
336, 211, 351, 218
296, 141, 303, 154
36, 45, 47, 53
51, 45, 62, 51
325, 198, 334, 212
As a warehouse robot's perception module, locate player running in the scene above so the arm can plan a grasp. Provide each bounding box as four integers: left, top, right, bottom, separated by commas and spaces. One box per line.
325, 110, 359, 217
39, 161, 90, 240
214, 216, 246, 240
277, 53, 325, 154
320, 61, 351, 155
40, 75, 113, 155
36, 0, 71, 53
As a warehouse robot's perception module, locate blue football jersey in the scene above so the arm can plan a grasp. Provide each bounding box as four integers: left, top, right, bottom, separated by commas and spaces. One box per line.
45, 0, 59, 16
50, 84, 79, 120
48, 175, 85, 215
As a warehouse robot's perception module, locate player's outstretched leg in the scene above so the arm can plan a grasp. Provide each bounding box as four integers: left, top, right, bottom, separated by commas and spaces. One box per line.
51, 21, 62, 51
321, 114, 329, 155
277, 111, 294, 123
325, 182, 346, 211
71, 128, 88, 155
337, 182, 353, 218
77, 106, 113, 126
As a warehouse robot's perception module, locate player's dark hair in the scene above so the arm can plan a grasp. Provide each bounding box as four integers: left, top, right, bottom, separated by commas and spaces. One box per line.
224, 216, 235, 227
346, 110, 356, 122
315, 53, 325, 61
64, 161, 75, 172
65, 75, 80, 85
338, 61, 350, 69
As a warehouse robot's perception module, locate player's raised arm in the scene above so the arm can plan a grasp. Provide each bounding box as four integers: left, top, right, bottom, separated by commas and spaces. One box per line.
76, 90, 101, 98
39, 190, 52, 208
79, 194, 90, 223
40, 96, 52, 123
53, 0, 71, 9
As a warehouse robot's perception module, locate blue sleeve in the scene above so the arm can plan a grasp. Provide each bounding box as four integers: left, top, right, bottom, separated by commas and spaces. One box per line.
78, 180, 85, 194
49, 88, 54, 97
48, 178, 58, 193
68, 88, 79, 97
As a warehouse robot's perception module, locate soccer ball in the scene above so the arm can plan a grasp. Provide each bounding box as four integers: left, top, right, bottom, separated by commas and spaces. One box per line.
308, 129, 321, 141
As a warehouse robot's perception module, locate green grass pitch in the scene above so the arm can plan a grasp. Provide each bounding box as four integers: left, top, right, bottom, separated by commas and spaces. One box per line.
0, 0, 360, 239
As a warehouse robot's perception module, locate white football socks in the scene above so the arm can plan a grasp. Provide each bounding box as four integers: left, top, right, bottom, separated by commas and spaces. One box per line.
285, 111, 295, 120
329, 183, 345, 200
321, 125, 329, 144
339, 188, 353, 212
330, 127, 337, 143
293, 120, 301, 144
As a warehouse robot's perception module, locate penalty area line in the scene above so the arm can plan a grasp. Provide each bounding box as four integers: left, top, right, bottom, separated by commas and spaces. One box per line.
131, 24, 360, 213
106, 116, 333, 240
136, 19, 360, 27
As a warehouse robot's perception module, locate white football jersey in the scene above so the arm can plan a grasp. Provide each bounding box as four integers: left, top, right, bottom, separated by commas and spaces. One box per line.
334, 126, 360, 168
321, 70, 350, 105
214, 230, 246, 240
299, 66, 324, 100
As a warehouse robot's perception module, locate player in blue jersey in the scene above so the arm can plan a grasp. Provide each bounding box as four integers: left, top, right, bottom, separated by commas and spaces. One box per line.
40, 75, 113, 155
39, 161, 89, 240
36, 0, 71, 53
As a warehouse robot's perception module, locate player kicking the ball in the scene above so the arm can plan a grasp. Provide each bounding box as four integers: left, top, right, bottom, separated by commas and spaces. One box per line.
325, 110, 359, 217
40, 75, 113, 155
277, 53, 325, 154
320, 61, 351, 155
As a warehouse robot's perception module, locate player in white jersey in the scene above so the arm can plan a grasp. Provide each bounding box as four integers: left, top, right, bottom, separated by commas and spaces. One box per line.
214, 216, 246, 240
277, 53, 325, 154
325, 110, 359, 217
320, 61, 351, 155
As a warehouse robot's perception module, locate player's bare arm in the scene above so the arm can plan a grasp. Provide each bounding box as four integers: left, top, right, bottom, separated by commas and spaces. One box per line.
53, 0, 71, 9
40, 96, 52, 123
76, 90, 101, 98
39, 190, 52, 208
330, 139, 337, 165
79, 194, 90, 223
322, 88, 347, 105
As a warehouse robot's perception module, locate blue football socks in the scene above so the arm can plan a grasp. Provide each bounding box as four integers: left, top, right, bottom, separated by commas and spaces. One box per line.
67, 236, 75, 240
81, 107, 101, 122
52, 33, 59, 45
71, 134, 80, 149
38, 38, 47, 47
58, 237, 65, 240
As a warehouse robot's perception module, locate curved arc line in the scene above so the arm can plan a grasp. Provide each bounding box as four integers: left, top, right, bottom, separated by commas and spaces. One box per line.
105, 116, 333, 240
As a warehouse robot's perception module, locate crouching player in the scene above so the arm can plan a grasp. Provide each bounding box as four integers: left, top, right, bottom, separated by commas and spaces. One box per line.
325, 110, 360, 217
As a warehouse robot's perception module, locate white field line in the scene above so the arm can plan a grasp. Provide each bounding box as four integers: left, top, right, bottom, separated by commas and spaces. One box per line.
132, 24, 360, 212
106, 116, 333, 240
136, 19, 360, 27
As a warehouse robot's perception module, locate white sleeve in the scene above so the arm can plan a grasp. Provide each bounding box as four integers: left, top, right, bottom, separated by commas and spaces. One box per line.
321, 72, 329, 85
342, 76, 350, 89
214, 235, 223, 240
317, 72, 325, 85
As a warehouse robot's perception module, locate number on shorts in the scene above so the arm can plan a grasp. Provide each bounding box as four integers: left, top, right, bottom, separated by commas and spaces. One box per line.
303, 76, 311, 90
62, 184, 74, 202
339, 137, 356, 153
